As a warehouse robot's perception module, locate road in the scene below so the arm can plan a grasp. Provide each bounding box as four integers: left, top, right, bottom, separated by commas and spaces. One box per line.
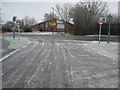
2, 34, 118, 88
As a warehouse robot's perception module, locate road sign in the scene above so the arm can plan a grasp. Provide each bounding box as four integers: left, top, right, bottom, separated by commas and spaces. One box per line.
98, 17, 104, 25
12, 16, 17, 22
106, 14, 113, 23
16, 19, 21, 40
106, 14, 113, 44
98, 17, 104, 44
16, 19, 21, 25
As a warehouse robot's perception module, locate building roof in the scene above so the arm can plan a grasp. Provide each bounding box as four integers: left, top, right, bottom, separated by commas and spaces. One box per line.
32, 18, 74, 26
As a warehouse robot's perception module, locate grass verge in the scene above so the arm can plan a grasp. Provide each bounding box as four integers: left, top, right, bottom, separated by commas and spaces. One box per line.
85, 41, 119, 60
8, 37, 29, 49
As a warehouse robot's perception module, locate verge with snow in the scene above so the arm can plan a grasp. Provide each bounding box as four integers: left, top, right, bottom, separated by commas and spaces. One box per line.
83, 41, 119, 60
21, 32, 53, 35
7, 37, 30, 49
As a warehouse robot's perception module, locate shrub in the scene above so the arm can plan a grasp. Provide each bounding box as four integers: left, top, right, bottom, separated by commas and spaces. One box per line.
24, 27, 32, 32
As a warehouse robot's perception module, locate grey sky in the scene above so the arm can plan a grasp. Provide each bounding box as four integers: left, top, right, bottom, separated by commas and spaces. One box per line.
1, 1, 119, 24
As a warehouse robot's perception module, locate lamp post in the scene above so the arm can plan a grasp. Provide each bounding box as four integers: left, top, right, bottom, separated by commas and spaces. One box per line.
52, 7, 54, 16
52, 7, 54, 34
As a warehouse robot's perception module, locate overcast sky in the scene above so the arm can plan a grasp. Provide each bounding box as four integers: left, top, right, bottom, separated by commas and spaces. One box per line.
1, 0, 119, 24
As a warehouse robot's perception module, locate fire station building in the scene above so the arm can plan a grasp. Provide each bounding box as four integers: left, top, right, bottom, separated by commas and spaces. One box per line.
31, 19, 74, 33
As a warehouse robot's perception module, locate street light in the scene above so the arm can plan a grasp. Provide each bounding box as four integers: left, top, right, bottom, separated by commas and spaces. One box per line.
52, 7, 54, 16
52, 7, 54, 34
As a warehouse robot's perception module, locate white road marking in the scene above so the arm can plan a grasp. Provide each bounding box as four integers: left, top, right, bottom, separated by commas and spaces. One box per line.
0, 73, 4, 76
79, 55, 89, 57
55, 57, 57, 59
22, 41, 31, 49
0, 49, 19, 62
42, 43, 45, 46
42, 69, 44, 71
56, 66, 58, 70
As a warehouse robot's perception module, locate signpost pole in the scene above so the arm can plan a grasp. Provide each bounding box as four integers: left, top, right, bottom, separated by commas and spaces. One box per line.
99, 24, 102, 44
107, 14, 112, 44
18, 25, 20, 40
12, 16, 17, 39
13, 30, 15, 39
12, 27, 15, 39
16, 19, 21, 40
98, 17, 104, 44
108, 23, 110, 43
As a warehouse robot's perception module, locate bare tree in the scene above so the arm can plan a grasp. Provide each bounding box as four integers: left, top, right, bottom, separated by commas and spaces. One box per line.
55, 3, 73, 22
23, 16, 36, 26
43, 12, 58, 21
29, 17, 36, 26
23, 16, 29, 26
55, 3, 74, 33
73, 0, 108, 35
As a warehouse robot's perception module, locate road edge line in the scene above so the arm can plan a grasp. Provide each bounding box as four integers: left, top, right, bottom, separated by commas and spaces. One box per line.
0, 49, 19, 62
0, 38, 31, 62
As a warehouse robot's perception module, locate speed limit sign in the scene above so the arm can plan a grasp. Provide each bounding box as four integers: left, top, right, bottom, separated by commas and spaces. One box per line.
16, 19, 21, 25
98, 17, 104, 25
98, 17, 104, 44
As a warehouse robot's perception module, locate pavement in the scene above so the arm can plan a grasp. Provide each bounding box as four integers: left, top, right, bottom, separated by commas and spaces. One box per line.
2, 34, 118, 88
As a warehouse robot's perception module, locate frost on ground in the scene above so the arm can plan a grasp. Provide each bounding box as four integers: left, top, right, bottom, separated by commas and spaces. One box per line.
20, 32, 70, 35
7, 37, 30, 49
21, 32, 53, 35
64, 41, 118, 88
83, 41, 119, 60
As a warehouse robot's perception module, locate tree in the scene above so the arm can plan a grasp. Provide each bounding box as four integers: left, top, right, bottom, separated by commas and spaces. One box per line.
72, 1, 108, 35
2, 21, 14, 32
24, 27, 32, 32
73, 4, 87, 35
55, 3, 73, 22
23, 16, 29, 26
22, 16, 36, 32
23, 16, 36, 26
43, 12, 58, 21
102, 14, 119, 35
55, 3, 74, 33
29, 17, 36, 26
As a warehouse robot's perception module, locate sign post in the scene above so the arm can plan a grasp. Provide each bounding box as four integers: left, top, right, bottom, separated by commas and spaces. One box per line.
99, 24, 102, 44
107, 14, 113, 44
98, 17, 104, 44
12, 16, 17, 39
16, 19, 21, 40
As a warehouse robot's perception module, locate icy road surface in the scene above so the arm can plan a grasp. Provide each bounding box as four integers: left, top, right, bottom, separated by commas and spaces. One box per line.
2, 35, 118, 88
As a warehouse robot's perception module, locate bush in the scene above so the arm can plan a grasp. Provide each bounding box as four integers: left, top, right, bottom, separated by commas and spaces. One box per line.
24, 27, 32, 32
2, 25, 11, 32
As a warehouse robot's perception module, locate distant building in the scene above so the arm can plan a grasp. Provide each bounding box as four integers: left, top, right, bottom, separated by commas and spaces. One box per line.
31, 18, 74, 33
